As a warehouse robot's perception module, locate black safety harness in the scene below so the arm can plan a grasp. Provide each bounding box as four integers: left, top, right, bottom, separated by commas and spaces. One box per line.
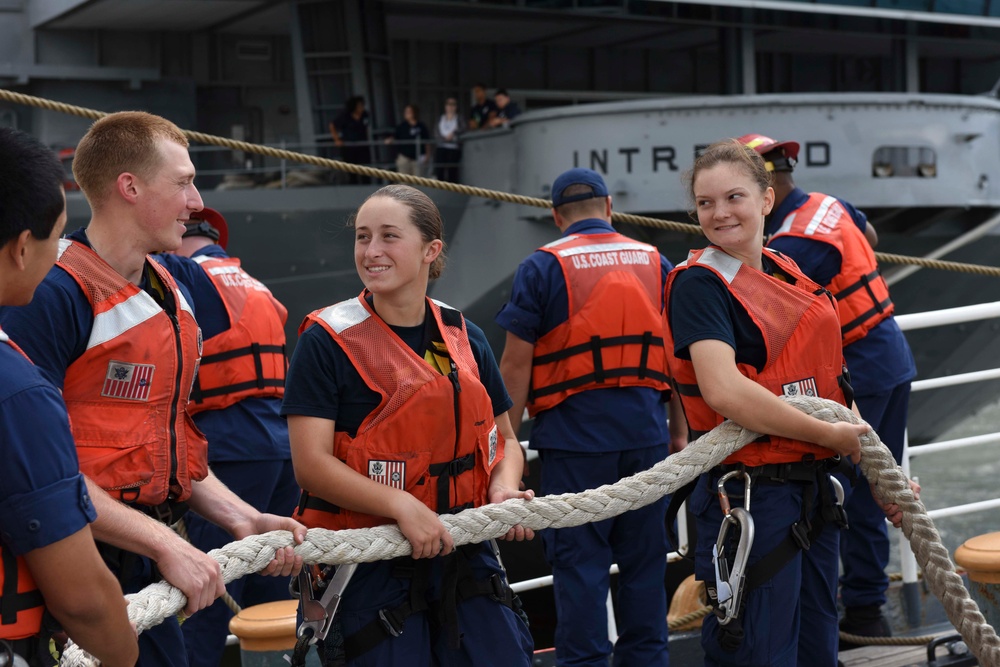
667, 456, 852, 651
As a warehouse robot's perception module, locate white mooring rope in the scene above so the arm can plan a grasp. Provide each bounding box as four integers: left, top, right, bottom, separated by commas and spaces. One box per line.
59, 395, 1000, 666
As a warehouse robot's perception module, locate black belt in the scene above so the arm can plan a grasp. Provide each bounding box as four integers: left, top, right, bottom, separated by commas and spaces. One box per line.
711, 458, 844, 485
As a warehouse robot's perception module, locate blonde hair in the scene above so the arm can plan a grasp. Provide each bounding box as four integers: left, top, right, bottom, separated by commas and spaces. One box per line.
73, 111, 188, 207
686, 139, 772, 208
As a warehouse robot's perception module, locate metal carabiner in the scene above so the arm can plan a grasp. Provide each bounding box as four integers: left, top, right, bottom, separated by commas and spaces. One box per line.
712, 471, 755, 626
295, 563, 358, 642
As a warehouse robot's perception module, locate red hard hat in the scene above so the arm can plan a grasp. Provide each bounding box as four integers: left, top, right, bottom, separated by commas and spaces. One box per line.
187, 207, 229, 250
737, 133, 800, 161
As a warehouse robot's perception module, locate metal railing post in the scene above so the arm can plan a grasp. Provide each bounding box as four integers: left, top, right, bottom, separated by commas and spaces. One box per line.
898, 428, 922, 627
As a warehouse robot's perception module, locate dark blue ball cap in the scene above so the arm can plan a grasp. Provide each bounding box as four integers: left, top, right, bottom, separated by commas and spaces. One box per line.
551, 168, 609, 207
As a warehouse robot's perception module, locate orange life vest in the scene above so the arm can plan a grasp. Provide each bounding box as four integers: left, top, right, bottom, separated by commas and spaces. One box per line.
768, 192, 893, 345
187, 255, 288, 413
664, 247, 847, 467
528, 232, 670, 416
0, 329, 45, 640
57, 240, 209, 505
295, 293, 503, 530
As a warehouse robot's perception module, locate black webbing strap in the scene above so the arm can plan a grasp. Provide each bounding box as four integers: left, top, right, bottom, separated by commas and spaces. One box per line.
530, 367, 670, 400
531, 334, 665, 366
191, 343, 286, 403
832, 269, 881, 301
741, 465, 848, 591
300, 492, 342, 516
1, 550, 43, 626
429, 454, 476, 515
665, 478, 699, 555
343, 559, 433, 660
840, 297, 893, 337
637, 331, 652, 380
673, 382, 702, 397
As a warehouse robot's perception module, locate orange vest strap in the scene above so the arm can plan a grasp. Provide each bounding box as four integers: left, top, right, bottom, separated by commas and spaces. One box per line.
530, 332, 669, 400
191, 342, 287, 401
1, 550, 42, 628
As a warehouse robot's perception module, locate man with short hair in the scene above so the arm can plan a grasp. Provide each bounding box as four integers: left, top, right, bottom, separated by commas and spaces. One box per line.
488, 89, 521, 127
468, 84, 497, 130
0, 127, 138, 667
0, 111, 306, 667
496, 168, 684, 667
155, 207, 296, 667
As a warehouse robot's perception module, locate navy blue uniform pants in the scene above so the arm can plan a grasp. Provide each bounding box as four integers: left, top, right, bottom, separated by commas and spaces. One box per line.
539, 445, 671, 667
182, 459, 299, 667
692, 472, 841, 667
326, 542, 532, 666
836, 381, 911, 608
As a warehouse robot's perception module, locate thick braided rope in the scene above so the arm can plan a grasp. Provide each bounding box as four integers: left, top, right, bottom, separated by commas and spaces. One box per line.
60, 395, 1000, 665
1, 88, 999, 277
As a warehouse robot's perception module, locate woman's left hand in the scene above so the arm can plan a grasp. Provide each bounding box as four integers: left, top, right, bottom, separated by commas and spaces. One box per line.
488, 485, 535, 541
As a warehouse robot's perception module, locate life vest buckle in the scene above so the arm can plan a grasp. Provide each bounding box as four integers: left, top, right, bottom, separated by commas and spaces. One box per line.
378, 607, 404, 638
712, 471, 755, 627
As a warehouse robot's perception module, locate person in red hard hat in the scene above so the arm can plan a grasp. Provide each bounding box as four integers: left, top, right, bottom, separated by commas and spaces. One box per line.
737, 132, 918, 647
156, 206, 296, 667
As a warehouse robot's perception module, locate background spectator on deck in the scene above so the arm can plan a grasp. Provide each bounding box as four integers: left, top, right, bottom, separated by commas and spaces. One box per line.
434, 97, 466, 182
489, 89, 521, 128
329, 95, 372, 184
468, 84, 497, 131
385, 104, 432, 176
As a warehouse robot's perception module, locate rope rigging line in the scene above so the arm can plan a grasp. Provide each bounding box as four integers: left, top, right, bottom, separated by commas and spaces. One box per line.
57, 395, 1000, 666
2, 88, 1000, 277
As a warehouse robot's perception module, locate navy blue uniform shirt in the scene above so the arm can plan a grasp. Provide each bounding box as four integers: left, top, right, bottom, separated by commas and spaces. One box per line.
495, 218, 672, 453
0, 329, 96, 557
766, 188, 916, 395
155, 249, 290, 462
0, 228, 192, 390
282, 306, 512, 436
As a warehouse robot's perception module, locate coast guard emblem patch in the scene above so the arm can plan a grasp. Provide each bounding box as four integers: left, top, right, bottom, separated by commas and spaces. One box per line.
488, 425, 498, 465
369, 460, 406, 490
782, 377, 818, 397
102, 361, 155, 401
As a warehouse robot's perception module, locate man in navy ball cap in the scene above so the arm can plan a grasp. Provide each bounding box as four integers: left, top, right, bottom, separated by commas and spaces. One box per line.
495, 167, 686, 667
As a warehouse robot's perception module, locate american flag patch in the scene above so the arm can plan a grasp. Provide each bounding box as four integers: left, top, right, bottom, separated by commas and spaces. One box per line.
782, 377, 818, 398
368, 460, 406, 490
102, 361, 155, 401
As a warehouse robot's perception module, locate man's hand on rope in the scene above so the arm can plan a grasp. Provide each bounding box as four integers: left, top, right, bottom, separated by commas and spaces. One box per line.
154, 536, 226, 616
231, 513, 307, 577
489, 483, 536, 542
877, 477, 922, 528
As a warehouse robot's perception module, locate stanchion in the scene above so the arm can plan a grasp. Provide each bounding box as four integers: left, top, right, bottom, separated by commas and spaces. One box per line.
954, 532, 1000, 633
228, 600, 319, 667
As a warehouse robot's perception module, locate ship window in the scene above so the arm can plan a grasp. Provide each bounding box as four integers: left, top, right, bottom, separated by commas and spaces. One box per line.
237, 41, 272, 61
872, 146, 936, 178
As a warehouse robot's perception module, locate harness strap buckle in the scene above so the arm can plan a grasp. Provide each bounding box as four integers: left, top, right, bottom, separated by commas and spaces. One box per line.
378, 608, 404, 638
790, 520, 812, 551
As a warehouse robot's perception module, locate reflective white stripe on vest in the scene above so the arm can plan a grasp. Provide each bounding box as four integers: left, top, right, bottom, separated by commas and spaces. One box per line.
775, 212, 798, 236
205, 265, 241, 276
176, 288, 195, 318
192, 256, 211, 265
57, 238, 72, 260
89, 291, 163, 350
430, 297, 457, 312
542, 234, 580, 249
693, 247, 743, 284
555, 241, 655, 257
803, 196, 838, 236
318, 298, 370, 334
